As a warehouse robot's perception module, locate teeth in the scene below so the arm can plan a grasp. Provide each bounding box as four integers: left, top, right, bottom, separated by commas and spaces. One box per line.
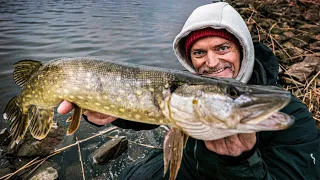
214, 68, 225, 74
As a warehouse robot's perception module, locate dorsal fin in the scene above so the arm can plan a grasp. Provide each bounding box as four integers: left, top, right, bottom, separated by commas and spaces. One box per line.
13, 60, 42, 87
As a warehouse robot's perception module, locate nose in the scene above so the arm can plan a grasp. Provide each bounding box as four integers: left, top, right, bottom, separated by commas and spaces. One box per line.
206, 51, 219, 67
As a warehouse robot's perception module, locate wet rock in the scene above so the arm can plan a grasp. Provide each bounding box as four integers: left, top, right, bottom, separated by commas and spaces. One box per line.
285, 56, 320, 82
0, 147, 13, 173
0, 158, 11, 169
0, 168, 12, 177
273, 34, 286, 41
270, 27, 283, 34
0, 128, 11, 146
259, 34, 268, 42
16, 123, 65, 157
282, 42, 305, 63
91, 137, 128, 165
299, 24, 320, 34
283, 41, 295, 49
289, 38, 309, 48
95, 175, 108, 180
303, 8, 319, 22
287, 47, 305, 63
281, 77, 304, 87
283, 31, 295, 39
30, 167, 58, 180
64, 163, 83, 180
12, 157, 58, 179
296, 35, 312, 44
310, 42, 320, 52
259, 18, 272, 28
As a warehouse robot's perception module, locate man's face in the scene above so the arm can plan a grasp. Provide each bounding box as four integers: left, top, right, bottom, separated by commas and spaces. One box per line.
190, 36, 241, 79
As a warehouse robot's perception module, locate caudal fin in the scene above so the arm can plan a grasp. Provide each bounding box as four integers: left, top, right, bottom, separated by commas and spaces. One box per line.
3, 96, 29, 142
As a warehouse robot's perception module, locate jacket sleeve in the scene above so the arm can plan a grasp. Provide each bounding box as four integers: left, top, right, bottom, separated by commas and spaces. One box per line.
253, 95, 320, 179
111, 118, 159, 131
83, 114, 159, 130
193, 95, 320, 180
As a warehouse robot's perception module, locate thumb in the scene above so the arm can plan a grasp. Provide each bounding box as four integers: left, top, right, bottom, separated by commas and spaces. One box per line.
57, 100, 74, 114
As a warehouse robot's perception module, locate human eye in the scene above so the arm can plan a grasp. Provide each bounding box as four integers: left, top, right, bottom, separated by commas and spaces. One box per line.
192, 50, 206, 56
218, 45, 229, 51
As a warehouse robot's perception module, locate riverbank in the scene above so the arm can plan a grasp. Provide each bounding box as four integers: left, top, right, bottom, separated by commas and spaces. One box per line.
227, 0, 320, 127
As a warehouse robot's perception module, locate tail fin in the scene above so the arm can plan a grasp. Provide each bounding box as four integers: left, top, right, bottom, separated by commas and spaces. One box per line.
13, 60, 42, 87
3, 96, 29, 142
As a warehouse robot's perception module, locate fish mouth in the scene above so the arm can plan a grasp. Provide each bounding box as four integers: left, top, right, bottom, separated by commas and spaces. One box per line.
237, 111, 295, 131
236, 90, 291, 124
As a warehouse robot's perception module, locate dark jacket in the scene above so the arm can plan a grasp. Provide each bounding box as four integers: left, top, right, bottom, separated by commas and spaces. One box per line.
177, 43, 320, 180
86, 43, 320, 179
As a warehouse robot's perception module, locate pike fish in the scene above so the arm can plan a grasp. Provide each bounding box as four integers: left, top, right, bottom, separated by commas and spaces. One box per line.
3, 57, 294, 179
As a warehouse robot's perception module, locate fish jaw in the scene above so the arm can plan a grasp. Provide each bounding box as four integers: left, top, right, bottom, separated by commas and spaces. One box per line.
162, 84, 294, 141
236, 111, 295, 131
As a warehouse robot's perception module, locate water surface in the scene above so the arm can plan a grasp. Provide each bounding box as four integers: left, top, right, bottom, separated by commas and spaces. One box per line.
0, 0, 212, 179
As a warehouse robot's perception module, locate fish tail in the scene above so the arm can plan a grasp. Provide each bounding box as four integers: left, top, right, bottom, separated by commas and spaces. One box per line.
3, 96, 30, 142
29, 106, 54, 140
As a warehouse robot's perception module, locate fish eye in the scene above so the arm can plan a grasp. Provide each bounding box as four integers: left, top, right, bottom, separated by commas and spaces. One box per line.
226, 85, 240, 99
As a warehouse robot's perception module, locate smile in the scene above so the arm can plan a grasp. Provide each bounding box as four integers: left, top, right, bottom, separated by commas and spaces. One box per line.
209, 65, 232, 74
213, 67, 228, 74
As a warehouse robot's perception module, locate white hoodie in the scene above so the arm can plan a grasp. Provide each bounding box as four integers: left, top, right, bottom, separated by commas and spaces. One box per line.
173, 2, 254, 83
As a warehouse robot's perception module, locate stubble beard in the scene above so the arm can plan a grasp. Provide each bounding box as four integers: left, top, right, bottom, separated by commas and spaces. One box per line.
197, 61, 235, 78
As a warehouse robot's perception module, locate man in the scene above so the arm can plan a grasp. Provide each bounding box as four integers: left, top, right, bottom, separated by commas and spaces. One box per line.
58, 2, 320, 179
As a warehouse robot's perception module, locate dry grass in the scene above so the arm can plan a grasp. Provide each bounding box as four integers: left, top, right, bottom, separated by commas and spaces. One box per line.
234, 0, 320, 129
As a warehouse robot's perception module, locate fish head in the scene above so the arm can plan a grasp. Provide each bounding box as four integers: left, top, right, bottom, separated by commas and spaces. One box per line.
164, 82, 294, 140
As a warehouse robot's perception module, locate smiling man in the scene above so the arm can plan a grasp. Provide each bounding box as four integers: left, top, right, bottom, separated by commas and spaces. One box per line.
58, 2, 320, 179
186, 28, 241, 79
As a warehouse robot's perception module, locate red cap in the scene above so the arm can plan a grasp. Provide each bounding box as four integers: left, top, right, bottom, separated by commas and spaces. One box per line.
185, 28, 240, 57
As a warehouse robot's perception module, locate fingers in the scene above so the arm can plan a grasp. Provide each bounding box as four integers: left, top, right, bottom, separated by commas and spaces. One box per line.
57, 100, 74, 114
204, 133, 256, 157
204, 139, 228, 155
57, 100, 117, 125
238, 133, 256, 150
83, 110, 117, 125
224, 135, 247, 156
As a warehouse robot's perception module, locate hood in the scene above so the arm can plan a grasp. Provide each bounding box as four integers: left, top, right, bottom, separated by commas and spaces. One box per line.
173, 2, 254, 83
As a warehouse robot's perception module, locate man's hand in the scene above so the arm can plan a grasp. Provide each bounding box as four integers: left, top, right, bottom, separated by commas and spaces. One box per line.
57, 100, 117, 125
204, 133, 256, 157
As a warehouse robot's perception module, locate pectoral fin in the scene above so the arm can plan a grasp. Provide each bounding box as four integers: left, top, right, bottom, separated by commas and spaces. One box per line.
163, 127, 188, 180
29, 106, 54, 140
67, 104, 82, 135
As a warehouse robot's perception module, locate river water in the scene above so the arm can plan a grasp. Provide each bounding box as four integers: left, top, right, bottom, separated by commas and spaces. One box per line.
0, 0, 213, 179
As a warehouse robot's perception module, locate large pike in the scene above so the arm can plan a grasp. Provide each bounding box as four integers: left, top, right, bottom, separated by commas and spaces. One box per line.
3, 57, 294, 179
